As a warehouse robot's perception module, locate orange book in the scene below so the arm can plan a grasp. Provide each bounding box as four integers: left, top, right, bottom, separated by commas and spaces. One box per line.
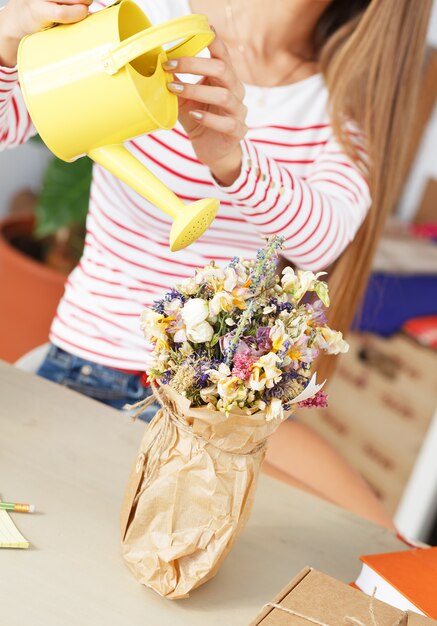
355, 547, 437, 618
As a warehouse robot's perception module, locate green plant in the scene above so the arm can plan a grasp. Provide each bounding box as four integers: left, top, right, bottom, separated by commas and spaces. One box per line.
35, 155, 92, 238
30, 136, 93, 271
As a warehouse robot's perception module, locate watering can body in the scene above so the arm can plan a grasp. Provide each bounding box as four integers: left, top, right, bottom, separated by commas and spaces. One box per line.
17, 1, 219, 250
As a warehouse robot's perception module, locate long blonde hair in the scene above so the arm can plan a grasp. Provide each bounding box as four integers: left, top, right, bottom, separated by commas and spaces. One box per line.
315, 0, 433, 382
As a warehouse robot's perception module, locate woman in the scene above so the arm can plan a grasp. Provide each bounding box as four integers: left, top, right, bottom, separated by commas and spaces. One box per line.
0, 0, 432, 528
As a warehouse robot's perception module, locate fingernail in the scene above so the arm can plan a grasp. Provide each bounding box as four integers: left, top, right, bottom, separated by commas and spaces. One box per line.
189, 110, 203, 120
167, 82, 184, 93
163, 59, 178, 70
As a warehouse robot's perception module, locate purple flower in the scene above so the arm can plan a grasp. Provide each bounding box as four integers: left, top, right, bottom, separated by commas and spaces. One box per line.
307, 299, 327, 325
256, 327, 272, 353
220, 327, 274, 359
220, 332, 255, 356
287, 335, 320, 368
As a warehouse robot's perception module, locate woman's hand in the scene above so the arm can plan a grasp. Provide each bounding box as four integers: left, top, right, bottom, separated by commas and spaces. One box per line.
0, 0, 92, 66
164, 32, 248, 187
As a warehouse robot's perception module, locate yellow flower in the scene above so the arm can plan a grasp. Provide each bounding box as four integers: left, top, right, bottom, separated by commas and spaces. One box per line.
140, 310, 170, 350
287, 345, 302, 362
269, 320, 289, 351
195, 265, 226, 292
316, 327, 349, 355
217, 376, 241, 402
231, 286, 250, 309
209, 291, 234, 316
254, 352, 283, 389
248, 365, 266, 391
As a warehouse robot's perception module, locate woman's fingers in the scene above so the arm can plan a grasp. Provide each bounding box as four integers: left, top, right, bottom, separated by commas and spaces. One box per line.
168, 80, 246, 116
188, 109, 247, 139
208, 31, 231, 64
163, 32, 245, 101
45, 2, 89, 23
46, 0, 93, 5
164, 56, 242, 95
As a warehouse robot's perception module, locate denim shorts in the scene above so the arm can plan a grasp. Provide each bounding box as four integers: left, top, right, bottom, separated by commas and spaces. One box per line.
36, 344, 158, 422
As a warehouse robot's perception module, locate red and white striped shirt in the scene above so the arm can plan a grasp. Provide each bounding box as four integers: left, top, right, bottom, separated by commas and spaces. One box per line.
0, 0, 371, 370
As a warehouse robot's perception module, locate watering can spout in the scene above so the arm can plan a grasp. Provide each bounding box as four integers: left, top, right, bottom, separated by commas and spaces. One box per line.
89, 145, 219, 251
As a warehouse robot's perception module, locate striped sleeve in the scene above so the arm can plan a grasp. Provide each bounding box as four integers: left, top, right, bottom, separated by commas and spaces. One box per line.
215, 135, 371, 271
0, 65, 36, 149
0, 0, 110, 151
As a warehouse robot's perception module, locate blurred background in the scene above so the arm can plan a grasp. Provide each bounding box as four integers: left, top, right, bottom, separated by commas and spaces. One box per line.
0, 0, 436, 546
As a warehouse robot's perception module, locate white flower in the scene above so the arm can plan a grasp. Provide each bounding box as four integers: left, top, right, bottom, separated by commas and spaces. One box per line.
140, 309, 169, 349
263, 305, 276, 314
179, 298, 214, 343
314, 280, 330, 307
223, 267, 238, 292
282, 314, 306, 341
181, 298, 209, 327
173, 328, 187, 343
266, 398, 284, 421
154, 351, 170, 371
177, 277, 198, 296
225, 317, 236, 326
269, 320, 289, 351
282, 268, 328, 304
281, 267, 298, 293
165, 298, 184, 314
180, 341, 194, 357
195, 265, 225, 289
186, 320, 214, 343
217, 376, 241, 403
218, 378, 249, 410
315, 327, 349, 355
207, 363, 231, 384
254, 352, 283, 389
294, 270, 320, 302
248, 366, 266, 391
140, 309, 163, 335
209, 291, 234, 316
200, 385, 218, 404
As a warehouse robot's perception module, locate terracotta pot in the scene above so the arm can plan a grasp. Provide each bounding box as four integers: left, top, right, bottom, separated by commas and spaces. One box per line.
0, 214, 66, 363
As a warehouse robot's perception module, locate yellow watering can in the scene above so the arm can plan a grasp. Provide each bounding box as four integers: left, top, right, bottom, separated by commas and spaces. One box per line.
17, 1, 219, 251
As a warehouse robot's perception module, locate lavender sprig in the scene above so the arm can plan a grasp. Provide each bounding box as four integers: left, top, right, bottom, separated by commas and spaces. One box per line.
224, 237, 284, 365
250, 235, 284, 294
224, 299, 255, 366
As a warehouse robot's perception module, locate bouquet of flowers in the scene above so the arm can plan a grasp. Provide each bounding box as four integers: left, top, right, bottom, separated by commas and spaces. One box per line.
120, 236, 348, 599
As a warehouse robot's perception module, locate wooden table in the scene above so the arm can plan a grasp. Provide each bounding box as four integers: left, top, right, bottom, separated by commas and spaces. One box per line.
0, 360, 407, 626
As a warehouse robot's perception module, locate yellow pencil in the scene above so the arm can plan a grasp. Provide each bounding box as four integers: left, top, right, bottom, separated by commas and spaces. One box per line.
0, 502, 35, 513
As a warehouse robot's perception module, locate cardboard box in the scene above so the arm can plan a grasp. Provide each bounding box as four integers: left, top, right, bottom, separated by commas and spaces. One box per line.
298, 333, 437, 514
249, 567, 437, 626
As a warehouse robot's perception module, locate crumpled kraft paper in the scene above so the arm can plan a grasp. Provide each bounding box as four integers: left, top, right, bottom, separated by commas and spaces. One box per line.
120, 384, 284, 599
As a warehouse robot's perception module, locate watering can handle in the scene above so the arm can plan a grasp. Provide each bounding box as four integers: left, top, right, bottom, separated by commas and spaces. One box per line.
101, 14, 214, 76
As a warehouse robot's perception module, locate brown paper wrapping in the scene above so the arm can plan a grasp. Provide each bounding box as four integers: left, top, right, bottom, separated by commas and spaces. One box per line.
120, 385, 284, 599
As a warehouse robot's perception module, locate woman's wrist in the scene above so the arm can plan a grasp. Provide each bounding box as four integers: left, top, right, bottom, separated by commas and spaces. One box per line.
209, 145, 243, 187
0, 6, 23, 68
